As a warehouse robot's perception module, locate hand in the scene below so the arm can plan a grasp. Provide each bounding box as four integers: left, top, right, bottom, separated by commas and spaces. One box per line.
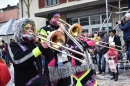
97, 49, 100, 52
33, 36, 39, 43
41, 42, 48, 48
118, 21, 121, 24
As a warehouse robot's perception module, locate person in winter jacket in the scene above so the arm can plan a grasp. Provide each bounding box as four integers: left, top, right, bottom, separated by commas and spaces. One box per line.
9, 18, 54, 86
105, 42, 119, 81
118, 13, 130, 60
94, 29, 108, 75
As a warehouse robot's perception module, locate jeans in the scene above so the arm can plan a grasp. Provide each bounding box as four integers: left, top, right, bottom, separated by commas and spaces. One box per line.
97, 53, 106, 72
125, 42, 130, 60
4, 54, 9, 64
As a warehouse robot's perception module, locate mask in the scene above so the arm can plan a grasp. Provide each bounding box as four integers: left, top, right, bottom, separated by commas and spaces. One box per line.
22, 34, 34, 42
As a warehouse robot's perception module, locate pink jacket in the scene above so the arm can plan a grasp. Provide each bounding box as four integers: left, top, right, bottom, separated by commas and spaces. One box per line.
106, 49, 119, 63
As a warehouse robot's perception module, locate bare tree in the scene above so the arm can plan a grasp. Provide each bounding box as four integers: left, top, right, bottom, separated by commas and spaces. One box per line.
23, 0, 32, 18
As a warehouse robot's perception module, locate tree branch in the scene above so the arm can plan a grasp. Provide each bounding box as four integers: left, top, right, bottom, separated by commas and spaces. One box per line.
29, 0, 32, 5
23, 0, 28, 7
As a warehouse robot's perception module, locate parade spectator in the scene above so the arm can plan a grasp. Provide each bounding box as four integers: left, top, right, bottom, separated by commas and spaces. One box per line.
0, 52, 11, 86
94, 29, 108, 75
118, 13, 130, 60
105, 42, 119, 81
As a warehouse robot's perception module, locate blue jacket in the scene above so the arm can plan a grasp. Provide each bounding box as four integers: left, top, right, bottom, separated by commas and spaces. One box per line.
119, 20, 130, 41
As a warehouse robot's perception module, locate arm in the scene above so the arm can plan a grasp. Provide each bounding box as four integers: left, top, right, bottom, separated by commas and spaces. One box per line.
9, 42, 52, 67
100, 36, 108, 50
112, 50, 119, 59
115, 36, 121, 50
119, 22, 130, 31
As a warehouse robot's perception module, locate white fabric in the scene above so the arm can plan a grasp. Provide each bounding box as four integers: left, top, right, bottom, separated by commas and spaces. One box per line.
109, 42, 115, 47
108, 36, 114, 44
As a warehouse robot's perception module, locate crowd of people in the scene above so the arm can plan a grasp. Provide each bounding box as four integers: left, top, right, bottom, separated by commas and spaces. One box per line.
1, 11, 130, 86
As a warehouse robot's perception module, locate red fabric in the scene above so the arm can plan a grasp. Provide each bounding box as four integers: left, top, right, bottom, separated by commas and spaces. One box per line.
106, 48, 119, 63
0, 60, 11, 86
4, 44, 8, 54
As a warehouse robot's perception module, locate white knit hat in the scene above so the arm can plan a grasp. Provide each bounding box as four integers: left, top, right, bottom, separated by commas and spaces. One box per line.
125, 13, 130, 18
109, 42, 115, 47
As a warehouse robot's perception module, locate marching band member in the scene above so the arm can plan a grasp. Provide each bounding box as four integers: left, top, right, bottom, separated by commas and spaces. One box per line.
67, 37, 98, 86
9, 18, 53, 86
39, 11, 72, 86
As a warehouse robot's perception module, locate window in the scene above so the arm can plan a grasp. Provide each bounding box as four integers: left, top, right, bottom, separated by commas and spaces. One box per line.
90, 15, 100, 25
80, 17, 89, 26
102, 14, 112, 23
71, 18, 78, 24
92, 28, 99, 32
46, 0, 58, 6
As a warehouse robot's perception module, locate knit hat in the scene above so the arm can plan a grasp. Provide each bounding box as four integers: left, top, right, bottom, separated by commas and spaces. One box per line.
109, 29, 116, 34
47, 11, 60, 20
125, 13, 130, 18
109, 42, 115, 47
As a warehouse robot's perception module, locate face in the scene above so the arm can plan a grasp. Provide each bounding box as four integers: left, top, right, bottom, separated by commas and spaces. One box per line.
125, 17, 130, 21
98, 32, 103, 36
109, 32, 115, 37
22, 23, 35, 35
50, 13, 60, 26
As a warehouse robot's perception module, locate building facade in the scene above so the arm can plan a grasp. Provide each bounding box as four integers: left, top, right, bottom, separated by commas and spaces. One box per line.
0, 4, 19, 43
0, 4, 19, 26
19, 0, 128, 33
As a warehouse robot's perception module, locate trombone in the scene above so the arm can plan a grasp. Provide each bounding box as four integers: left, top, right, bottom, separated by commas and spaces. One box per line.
58, 19, 93, 65
86, 37, 123, 52
37, 30, 87, 64
58, 19, 84, 52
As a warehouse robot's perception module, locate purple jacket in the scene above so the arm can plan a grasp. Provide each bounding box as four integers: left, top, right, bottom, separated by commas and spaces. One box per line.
94, 35, 108, 54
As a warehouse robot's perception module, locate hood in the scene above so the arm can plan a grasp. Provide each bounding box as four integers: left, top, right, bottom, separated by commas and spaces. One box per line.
12, 18, 36, 42
98, 29, 104, 36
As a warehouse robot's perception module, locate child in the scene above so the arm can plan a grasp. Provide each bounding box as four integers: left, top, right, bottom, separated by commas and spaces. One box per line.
105, 42, 119, 81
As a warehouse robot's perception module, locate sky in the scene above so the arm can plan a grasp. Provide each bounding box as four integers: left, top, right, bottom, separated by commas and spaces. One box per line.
0, 0, 19, 9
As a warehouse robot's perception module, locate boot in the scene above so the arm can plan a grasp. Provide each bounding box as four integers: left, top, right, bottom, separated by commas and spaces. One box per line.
115, 73, 118, 81
111, 72, 115, 80
116, 65, 119, 75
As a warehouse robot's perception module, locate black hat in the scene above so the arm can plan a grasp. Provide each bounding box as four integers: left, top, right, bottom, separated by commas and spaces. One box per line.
109, 29, 116, 34
47, 11, 60, 20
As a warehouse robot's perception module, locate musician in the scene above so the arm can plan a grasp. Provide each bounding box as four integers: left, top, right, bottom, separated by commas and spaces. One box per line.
39, 11, 72, 86
9, 18, 53, 86
118, 13, 130, 60
68, 37, 98, 86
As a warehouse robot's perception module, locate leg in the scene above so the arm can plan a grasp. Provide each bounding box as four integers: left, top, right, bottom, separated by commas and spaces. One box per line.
97, 53, 102, 74
114, 64, 118, 81
102, 54, 106, 73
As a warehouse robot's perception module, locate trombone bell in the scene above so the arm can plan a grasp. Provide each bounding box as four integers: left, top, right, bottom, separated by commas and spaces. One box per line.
47, 31, 66, 49
69, 24, 82, 37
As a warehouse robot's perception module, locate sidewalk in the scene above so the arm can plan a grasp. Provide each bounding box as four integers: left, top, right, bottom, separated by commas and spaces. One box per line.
97, 68, 130, 86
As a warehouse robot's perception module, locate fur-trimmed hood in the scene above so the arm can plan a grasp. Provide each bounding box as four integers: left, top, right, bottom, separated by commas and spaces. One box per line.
12, 18, 36, 42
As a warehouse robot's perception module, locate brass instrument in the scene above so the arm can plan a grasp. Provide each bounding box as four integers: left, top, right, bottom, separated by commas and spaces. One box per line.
58, 19, 84, 52
87, 37, 123, 52
38, 30, 87, 64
